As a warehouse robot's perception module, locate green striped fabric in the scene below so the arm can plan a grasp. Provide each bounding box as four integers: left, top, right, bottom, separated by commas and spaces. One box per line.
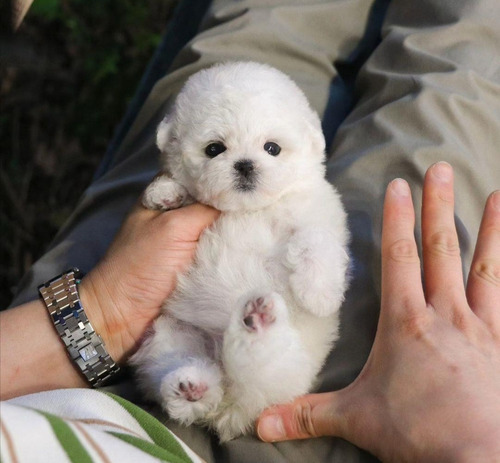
38, 411, 94, 463
105, 393, 193, 463
110, 432, 192, 463
2, 388, 204, 463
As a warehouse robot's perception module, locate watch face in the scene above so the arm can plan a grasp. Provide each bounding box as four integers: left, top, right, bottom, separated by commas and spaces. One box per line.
79, 344, 99, 362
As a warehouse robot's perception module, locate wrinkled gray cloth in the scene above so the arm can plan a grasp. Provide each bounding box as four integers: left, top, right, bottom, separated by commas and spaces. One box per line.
12, 0, 500, 461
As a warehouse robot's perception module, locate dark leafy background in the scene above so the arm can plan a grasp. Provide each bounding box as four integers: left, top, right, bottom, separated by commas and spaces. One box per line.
1, 0, 177, 308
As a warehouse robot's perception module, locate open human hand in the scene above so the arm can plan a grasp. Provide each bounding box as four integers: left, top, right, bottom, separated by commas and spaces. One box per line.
80, 202, 219, 363
257, 162, 500, 462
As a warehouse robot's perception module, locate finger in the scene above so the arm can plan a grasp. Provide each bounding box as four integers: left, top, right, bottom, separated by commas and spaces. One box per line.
467, 191, 500, 334
256, 392, 344, 442
161, 203, 220, 242
421, 162, 468, 311
381, 179, 425, 318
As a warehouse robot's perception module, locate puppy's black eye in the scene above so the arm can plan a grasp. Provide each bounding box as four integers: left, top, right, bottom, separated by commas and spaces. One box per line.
264, 142, 281, 156
205, 142, 227, 158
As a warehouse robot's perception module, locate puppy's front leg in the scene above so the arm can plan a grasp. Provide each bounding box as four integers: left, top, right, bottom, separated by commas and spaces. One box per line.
286, 227, 349, 317
143, 173, 194, 210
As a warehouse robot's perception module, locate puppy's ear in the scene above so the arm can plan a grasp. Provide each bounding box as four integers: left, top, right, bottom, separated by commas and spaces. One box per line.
156, 113, 184, 182
305, 113, 326, 156
156, 115, 173, 153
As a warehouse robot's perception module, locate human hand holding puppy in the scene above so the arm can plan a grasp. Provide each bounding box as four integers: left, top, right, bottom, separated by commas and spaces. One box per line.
79, 202, 220, 363
0, 203, 218, 399
257, 162, 500, 463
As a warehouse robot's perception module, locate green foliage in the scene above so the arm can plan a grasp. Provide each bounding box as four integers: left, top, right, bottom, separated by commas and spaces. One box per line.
27, 0, 164, 150
30, 0, 61, 20
1, 0, 175, 307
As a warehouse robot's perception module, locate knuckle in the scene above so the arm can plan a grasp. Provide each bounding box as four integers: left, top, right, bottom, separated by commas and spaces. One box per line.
471, 260, 500, 287
451, 311, 472, 332
292, 401, 319, 438
157, 209, 184, 230
437, 189, 454, 204
399, 311, 431, 339
483, 224, 500, 237
386, 238, 420, 264
426, 230, 461, 257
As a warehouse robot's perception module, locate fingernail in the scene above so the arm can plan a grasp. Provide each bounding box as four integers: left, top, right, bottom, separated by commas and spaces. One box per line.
431, 161, 452, 182
257, 415, 285, 442
389, 178, 410, 197
491, 190, 500, 212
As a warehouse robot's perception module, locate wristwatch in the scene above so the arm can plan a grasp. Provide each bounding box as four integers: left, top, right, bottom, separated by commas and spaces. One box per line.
38, 268, 120, 387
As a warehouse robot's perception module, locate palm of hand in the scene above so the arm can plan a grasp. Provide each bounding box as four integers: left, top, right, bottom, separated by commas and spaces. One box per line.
81, 203, 219, 362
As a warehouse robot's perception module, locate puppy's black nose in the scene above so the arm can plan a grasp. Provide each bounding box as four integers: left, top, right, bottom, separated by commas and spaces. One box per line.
234, 160, 255, 179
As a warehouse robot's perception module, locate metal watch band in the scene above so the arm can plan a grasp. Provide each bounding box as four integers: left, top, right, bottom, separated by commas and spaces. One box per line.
38, 268, 120, 387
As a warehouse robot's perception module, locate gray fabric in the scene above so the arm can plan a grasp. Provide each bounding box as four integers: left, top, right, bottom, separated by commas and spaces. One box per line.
11, 0, 500, 461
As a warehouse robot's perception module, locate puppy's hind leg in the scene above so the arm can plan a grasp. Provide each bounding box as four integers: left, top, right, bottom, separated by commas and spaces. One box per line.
224, 293, 314, 394
160, 356, 223, 425
130, 316, 223, 425
215, 293, 314, 441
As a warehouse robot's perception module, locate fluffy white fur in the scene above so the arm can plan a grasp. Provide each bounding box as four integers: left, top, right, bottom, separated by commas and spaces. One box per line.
130, 62, 349, 442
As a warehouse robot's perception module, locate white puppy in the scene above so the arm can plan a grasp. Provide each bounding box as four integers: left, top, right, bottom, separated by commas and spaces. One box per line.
130, 61, 349, 442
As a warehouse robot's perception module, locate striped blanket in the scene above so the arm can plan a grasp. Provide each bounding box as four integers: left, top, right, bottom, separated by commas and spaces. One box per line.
1, 389, 204, 463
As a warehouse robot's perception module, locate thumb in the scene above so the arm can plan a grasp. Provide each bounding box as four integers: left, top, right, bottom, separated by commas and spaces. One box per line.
256, 392, 345, 442
181, 203, 220, 230
163, 203, 220, 242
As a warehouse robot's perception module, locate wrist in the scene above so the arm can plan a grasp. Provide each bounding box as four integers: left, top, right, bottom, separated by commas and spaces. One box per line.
37, 268, 121, 387
78, 269, 133, 364
448, 433, 500, 463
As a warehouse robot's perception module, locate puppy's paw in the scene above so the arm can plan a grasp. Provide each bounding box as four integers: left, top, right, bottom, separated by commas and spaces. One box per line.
242, 293, 287, 333
287, 228, 348, 317
177, 380, 209, 402
212, 405, 255, 443
160, 361, 223, 425
143, 175, 192, 211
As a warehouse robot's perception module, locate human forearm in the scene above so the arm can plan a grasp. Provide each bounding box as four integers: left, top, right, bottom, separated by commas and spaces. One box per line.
0, 298, 88, 399
0, 268, 149, 400
0, 272, 136, 400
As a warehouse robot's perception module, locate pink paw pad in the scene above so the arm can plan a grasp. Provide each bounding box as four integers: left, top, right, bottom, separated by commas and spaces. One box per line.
162, 196, 182, 210
243, 296, 276, 332
178, 381, 208, 402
